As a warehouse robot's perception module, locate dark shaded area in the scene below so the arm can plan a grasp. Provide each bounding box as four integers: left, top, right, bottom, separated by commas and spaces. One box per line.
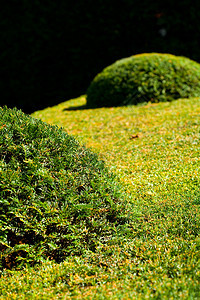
63, 105, 88, 111
1, 0, 200, 113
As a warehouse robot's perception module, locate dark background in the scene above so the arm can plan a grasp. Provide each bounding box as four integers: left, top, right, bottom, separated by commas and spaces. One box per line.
1, 0, 200, 113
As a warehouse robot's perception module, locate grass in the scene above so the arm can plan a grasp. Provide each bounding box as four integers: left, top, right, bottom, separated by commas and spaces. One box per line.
0, 96, 200, 299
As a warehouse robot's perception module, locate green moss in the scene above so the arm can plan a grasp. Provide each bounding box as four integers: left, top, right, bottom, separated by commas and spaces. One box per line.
0, 106, 128, 269
87, 53, 200, 107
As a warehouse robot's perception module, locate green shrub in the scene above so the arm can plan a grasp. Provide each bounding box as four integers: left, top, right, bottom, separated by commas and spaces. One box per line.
86, 53, 200, 107
0, 106, 129, 269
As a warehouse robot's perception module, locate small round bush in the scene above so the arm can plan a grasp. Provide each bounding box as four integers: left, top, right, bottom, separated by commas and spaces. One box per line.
86, 53, 200, 107
0, 106, 128, 269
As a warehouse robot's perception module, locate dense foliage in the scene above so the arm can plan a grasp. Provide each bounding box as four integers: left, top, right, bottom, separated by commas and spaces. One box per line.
87, 53, 200, 107
0, 106, 129, 269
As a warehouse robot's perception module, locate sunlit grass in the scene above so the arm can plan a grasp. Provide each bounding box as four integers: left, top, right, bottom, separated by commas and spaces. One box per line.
0, 96, 199, 299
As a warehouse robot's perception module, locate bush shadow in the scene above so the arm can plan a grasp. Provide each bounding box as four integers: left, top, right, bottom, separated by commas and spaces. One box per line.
63, 104, 89, 111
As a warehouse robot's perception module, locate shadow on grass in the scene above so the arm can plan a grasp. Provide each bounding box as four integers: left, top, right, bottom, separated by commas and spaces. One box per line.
62, 104, 89, 111
62, 104, 123, 111
62, 102, 116, 111
62, 100, 150, 111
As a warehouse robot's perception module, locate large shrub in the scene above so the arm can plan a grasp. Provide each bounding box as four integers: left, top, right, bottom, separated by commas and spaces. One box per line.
0, 106, 129, 269
86, 53, 200, 108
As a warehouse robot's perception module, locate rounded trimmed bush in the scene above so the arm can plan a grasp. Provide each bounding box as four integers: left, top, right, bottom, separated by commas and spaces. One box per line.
0, 106, 128, 269
86, 53, 200, 107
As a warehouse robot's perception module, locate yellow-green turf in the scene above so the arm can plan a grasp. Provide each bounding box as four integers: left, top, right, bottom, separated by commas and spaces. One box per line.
0, 96, 199, 299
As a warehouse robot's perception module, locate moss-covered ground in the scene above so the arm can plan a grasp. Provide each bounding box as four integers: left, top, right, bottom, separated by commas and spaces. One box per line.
0, 96, 199, 299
